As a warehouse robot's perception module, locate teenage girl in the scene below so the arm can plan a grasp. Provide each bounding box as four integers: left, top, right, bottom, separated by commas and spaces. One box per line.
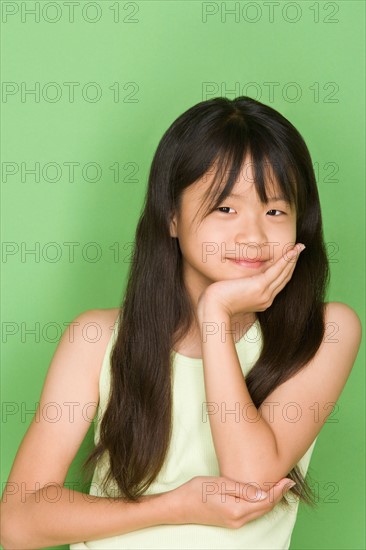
1, 97, 362, 550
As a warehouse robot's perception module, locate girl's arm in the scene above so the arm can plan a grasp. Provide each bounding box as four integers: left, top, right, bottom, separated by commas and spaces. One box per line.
1, 484, 175, 550
0, 310, 176, 550
198, 299, 362, 492
0, 307, 320, 549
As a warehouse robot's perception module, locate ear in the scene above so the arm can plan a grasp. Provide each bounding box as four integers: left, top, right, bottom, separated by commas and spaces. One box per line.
169, 211, 178, 238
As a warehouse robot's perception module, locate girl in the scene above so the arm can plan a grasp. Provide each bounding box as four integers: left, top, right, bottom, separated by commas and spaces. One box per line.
1, 97, 362, 550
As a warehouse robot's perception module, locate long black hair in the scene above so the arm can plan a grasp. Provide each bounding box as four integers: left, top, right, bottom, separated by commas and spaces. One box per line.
82, 96, 329, 509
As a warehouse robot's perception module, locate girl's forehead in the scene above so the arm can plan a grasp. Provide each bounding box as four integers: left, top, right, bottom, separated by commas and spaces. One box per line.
188, 161, 283, 202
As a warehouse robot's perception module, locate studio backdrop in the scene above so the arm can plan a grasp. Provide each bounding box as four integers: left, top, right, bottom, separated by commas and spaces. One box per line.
1, 1, 365, 549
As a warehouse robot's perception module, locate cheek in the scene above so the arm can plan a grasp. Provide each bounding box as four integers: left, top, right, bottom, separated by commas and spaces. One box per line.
199, 225, 225, 262
176, 228, 201, 262
275, 221, 296, 240
178, 225, 222, 266
267, 226, 296, 260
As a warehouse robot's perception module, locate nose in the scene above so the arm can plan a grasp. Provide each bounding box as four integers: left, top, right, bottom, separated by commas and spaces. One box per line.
234, 219, 268, 261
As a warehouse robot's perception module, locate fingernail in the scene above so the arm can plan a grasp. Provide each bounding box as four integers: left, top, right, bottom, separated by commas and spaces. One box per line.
298, 244, 306, 252
287, 482, 296, 489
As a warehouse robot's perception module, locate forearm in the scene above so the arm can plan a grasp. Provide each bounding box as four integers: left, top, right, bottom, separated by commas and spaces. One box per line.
199, 304, 280, 491
1, 484, 177, 550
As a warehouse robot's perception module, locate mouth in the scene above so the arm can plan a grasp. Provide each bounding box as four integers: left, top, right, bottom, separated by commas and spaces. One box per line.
225, 258, 268, 269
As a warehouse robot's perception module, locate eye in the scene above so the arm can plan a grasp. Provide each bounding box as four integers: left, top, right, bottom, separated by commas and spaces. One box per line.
267, 209, 285, 216
216, 207, 236, 214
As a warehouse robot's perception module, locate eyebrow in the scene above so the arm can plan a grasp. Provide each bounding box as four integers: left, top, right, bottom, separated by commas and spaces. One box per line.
227, 192, 288, 202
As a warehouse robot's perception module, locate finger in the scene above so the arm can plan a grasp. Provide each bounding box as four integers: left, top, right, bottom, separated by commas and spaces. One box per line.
220, 481, 266, 503
274, 244, 304, 282
265, 244, 303, 295
276, 244, 304, 275
236, 480, 296, 524
263, 479, 296, 505
262, 244, 302, 284
268, 257, 298, 297
223, 478, 289, 503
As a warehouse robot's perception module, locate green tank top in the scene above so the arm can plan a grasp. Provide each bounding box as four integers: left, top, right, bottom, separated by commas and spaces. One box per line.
70, 317, 317, 549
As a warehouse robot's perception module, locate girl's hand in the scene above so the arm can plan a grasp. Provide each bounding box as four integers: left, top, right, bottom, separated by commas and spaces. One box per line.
168, 475, 296, 529
198, 243, 305, 319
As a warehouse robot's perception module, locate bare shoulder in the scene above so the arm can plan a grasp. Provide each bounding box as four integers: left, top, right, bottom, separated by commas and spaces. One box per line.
77, 307, 120, 384
92, 306, 120, 331
324, 301, 362, 370
0, 307, 122, 509
324, 301, 362, 341
257, 301, 362, 480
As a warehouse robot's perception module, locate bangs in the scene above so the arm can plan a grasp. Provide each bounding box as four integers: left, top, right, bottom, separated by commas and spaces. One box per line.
192, 131, 299, 228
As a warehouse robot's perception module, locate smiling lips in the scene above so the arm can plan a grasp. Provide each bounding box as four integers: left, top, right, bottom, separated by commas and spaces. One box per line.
226, 257, 268, 268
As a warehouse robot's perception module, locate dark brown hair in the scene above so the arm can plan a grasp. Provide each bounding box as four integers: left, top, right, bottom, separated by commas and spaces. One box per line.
82, 96, 329, 510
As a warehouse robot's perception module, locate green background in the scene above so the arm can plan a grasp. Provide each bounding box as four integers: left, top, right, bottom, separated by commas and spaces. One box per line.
1, 1, 365, 548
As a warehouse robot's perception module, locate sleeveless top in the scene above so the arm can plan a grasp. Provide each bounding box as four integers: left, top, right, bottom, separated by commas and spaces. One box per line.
70, 317, 317, 550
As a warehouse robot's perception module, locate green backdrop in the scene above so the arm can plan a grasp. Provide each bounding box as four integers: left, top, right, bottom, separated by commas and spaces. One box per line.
1, 1, 365, 549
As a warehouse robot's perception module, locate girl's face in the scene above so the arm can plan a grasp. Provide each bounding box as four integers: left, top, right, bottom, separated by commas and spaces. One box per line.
169, 160, 297, 302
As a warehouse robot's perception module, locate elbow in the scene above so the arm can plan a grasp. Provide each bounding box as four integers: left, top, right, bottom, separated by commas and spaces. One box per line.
219, 453, 282, 494
0, 535, 20, 550
1, 504, 19, 550
219, 430, 281, 493
0, 502, 37, 550
1, 529, 37, 550
244, 466, 283, 494
220, 468, 280, 494
251, 474, 284, 495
